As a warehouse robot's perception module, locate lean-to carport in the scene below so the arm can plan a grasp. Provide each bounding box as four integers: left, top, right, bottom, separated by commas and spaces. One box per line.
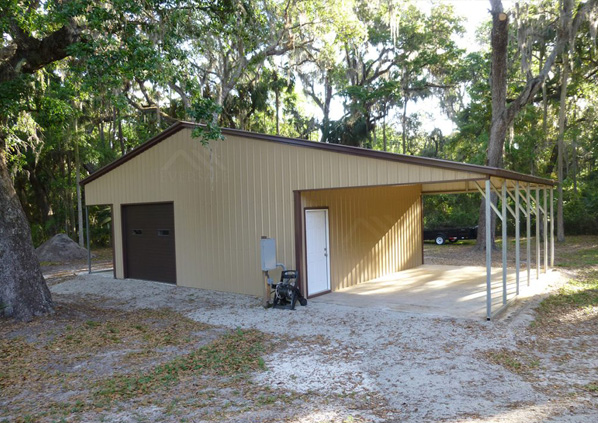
297, 171, 555, 320
421, 174, 555, 320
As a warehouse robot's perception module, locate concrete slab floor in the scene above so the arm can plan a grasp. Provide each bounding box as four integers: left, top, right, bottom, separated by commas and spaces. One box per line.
309, 264, 558, 320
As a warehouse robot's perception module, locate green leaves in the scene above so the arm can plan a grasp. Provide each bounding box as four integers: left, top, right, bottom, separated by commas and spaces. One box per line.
189, 97, 224, 145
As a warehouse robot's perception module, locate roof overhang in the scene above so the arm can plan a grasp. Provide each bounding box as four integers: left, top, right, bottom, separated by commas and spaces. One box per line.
421, 176, 553, 195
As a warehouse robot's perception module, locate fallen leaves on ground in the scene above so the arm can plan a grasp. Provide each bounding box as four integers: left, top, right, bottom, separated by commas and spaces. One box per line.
0, 299, 268, 422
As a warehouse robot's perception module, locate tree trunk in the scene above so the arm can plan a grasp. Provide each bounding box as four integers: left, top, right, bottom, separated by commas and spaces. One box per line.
556, 46, 570, 243
487, 5, 509, 169
572, 137, 578, 194
538, 44, 547, 177
75, 116, 84, 247
65, 149, 72, 235
118, 113, 125, 156
99, 121, 105, 148
383, 108, 387, 152
108, 119, 114, 150
401, 95, 408, 154
556, 0, 575, 242
0, 147, 53, 321
320, 75, 332, 143
275, 87, 280, 135
476, 1, 509, 251
27, 165, 51, 226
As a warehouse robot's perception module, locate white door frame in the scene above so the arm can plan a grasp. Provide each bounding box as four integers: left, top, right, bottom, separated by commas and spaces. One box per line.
304, 208, 331, 297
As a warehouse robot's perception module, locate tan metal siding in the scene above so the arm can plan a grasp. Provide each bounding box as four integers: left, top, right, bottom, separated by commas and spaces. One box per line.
84, 129, 474, 296
301, 185, 422, 292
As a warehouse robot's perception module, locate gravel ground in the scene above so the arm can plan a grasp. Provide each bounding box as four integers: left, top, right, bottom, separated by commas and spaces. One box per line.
49, 271, 598, 422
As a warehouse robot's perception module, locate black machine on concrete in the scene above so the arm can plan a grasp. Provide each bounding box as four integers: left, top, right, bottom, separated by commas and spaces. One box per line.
271, 270, 307, 310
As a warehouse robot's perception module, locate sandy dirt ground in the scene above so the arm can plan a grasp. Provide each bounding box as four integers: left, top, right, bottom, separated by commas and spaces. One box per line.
2, 239, 597, 422
40, 247, 113, 286
38, 268, 597, 423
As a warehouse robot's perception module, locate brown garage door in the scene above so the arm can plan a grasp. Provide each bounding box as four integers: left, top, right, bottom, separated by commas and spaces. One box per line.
122, 203, 176, 284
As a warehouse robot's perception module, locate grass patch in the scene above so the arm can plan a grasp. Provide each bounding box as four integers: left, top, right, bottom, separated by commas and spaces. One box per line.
46, 309, 208, 353
0, 307, 211, 399
557, 247, 598, 268
533, 269, 598, 328
95, 328, 266, 402
1, 304, 269, 422
486, 349, 540, 374
531, 236, 598, 329
584, 383, 598, 393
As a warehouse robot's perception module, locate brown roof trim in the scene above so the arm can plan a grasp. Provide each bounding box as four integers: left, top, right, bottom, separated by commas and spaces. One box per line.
81, 121, 556, 187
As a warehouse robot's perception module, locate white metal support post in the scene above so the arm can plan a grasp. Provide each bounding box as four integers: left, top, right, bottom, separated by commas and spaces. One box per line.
536, 187, 542, 279
515, 181, 520, 295
486, 180, 492, 320
86, 206, 91, 274
542, 187, 548, 273
501, 181, 508, 305
476, 180, 510, 320
526, 184, 531, 286
550, 187, 555, 267
505, 181, 526, 299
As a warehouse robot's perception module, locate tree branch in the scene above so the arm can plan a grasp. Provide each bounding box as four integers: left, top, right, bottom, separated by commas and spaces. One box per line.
504, 0, 598, 124
0, 19, 80, 83
123, 92, 178, 124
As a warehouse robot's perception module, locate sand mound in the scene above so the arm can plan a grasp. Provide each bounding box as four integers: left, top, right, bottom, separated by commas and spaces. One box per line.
36, 234, 89, 263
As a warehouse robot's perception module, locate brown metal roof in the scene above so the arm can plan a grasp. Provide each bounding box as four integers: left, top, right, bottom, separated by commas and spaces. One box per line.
80, 121, 556, 187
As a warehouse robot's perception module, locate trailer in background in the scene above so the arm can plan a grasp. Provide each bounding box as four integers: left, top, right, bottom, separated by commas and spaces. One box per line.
423, 226, 478, 245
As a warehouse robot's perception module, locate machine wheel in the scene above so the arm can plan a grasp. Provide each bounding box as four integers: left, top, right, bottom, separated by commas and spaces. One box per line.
289, 292, 298, 310
435, 234, 446, 245
272, 295, 280, 309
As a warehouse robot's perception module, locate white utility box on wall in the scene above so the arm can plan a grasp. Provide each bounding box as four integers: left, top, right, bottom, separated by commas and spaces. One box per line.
260, 238, 277, 271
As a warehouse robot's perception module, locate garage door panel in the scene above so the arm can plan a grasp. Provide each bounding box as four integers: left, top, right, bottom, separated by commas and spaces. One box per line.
123, 203, 176, 284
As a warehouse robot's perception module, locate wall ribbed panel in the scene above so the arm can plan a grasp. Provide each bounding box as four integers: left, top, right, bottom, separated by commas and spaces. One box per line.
301, 185, 422, 292
85, 129, 476, 296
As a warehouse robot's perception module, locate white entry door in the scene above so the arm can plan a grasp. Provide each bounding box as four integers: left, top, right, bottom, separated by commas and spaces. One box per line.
305, 209, 331, 296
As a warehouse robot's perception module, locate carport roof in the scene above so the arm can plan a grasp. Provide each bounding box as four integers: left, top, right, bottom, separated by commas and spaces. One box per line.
80, 121, 555, 189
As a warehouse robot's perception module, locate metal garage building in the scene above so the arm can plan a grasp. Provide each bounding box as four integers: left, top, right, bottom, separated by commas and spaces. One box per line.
81, 121, 555, 318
